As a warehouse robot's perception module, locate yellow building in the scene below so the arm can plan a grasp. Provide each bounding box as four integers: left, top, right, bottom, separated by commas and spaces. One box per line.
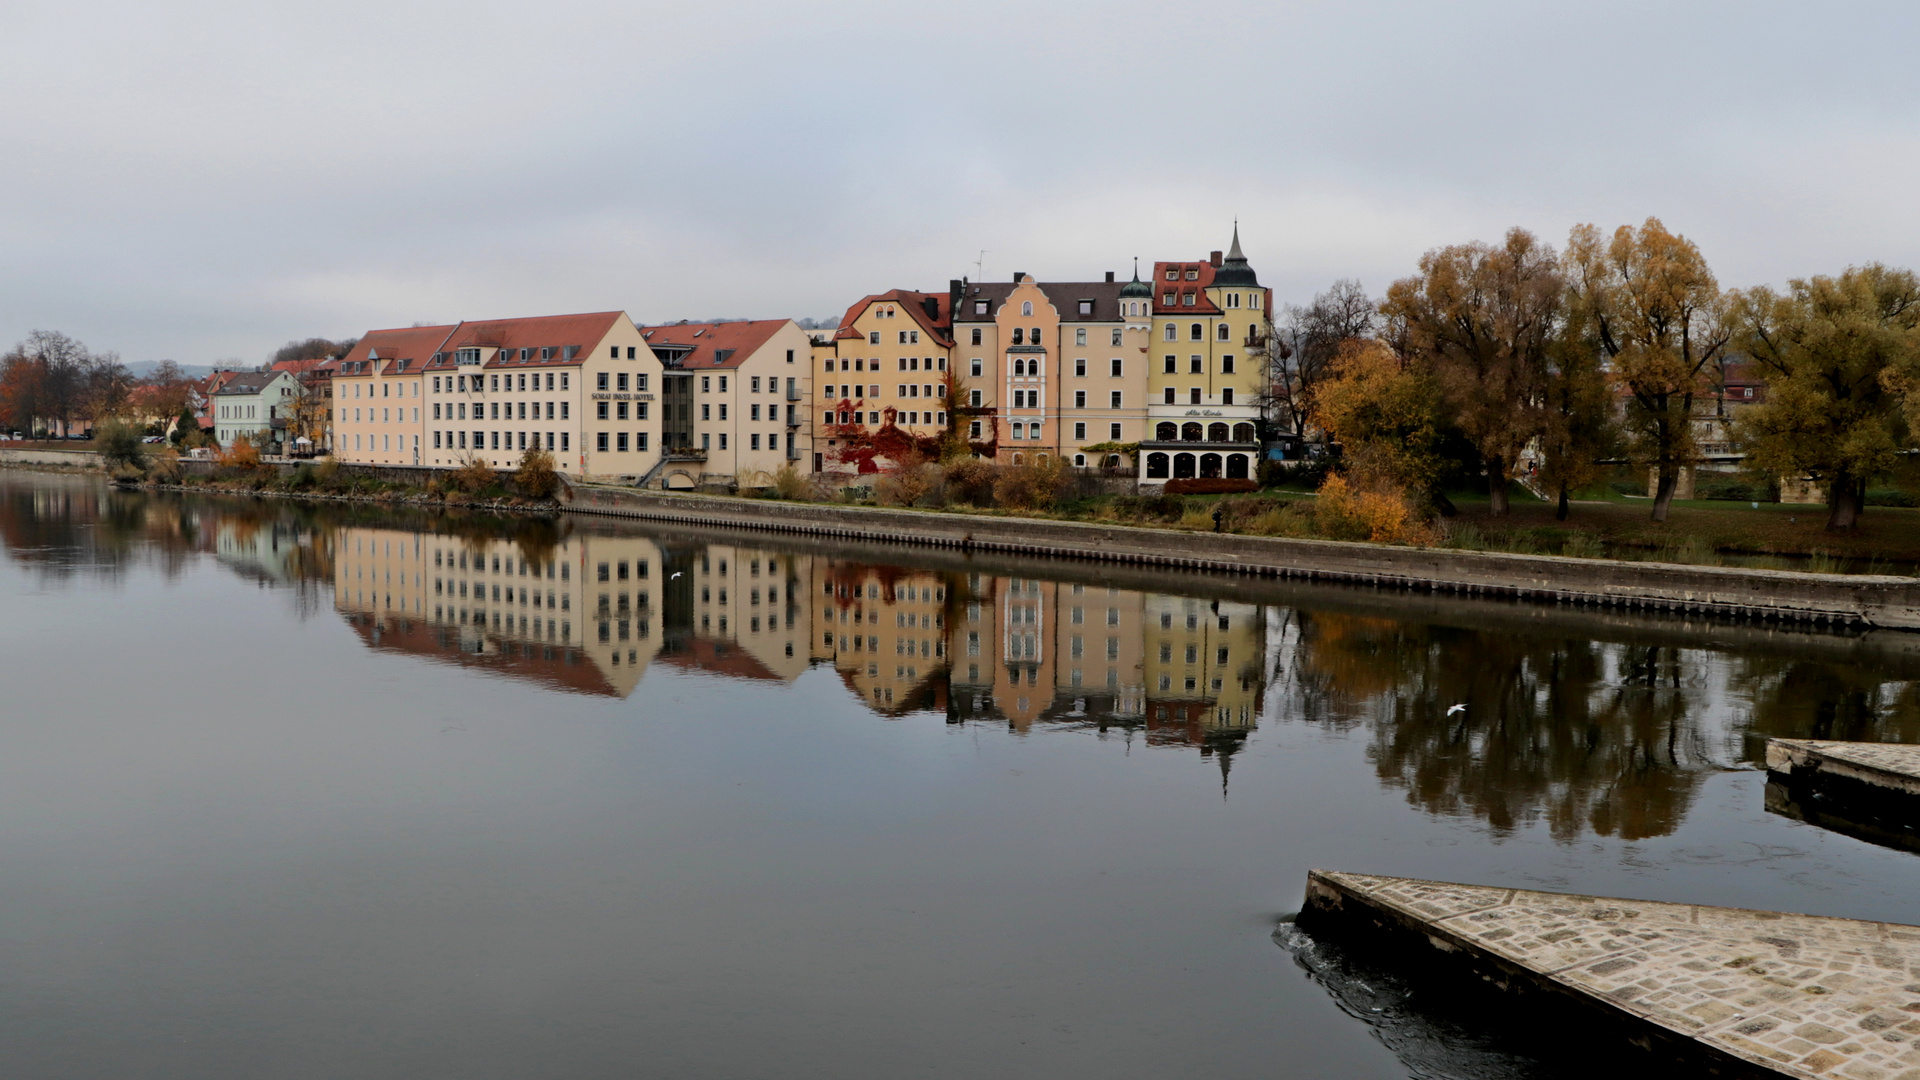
1142, 228, 1272, 486
1142, 593, 1266, 755
810, 288, 956, 475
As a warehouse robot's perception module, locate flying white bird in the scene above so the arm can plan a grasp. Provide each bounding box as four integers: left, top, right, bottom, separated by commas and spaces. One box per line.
1446, 704, 1468, 716
669, 571, 683, 579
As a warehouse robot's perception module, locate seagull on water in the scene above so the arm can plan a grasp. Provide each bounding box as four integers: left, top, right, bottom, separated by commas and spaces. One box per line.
1446, 703, 1468, 716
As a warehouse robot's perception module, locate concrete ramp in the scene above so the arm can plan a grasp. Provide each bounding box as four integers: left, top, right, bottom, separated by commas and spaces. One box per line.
1767, 740, 1920, 854
1303, 870, 1920, 1079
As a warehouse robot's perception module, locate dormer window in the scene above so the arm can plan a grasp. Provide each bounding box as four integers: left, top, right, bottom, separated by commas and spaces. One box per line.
1185, 269, 1199, 280
1164, 269, 1176, 281
1183, 293, 1196, 306
1163, 293, 1174, 306
974, 300, 988, 316
540, 347, 554, 360
1077, 300, 1093, 316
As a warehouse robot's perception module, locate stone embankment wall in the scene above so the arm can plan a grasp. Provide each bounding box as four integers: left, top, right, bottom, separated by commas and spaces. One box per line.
560, 484, 1920, 631
0, 447, 101, 468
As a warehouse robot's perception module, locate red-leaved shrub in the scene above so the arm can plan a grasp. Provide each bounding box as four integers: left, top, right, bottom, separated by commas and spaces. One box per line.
1164, 478, 1258, 495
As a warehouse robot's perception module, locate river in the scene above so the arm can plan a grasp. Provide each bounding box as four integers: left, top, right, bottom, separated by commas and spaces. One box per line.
3, 471, 1917, 1079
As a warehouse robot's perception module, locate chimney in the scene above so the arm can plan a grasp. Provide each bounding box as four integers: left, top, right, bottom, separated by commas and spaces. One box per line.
1210, 251, 1223, 267
1105, 271, 1115, 283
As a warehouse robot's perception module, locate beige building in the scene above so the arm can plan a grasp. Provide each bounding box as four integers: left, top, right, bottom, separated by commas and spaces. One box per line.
638, 320, 814, 488
811, 560, 950, 715
333, 326, 451, 465
949, 270, 1152, 467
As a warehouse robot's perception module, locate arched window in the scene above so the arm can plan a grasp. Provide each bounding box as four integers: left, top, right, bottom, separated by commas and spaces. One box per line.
1021, 301, 1033, 316
1012, 328, 1024, 345
1105, 454, 1121, 468
1173, 453, 1196, 479
1207, 422, 1229, 442
1226, 455, 1249, 479
1233, 423, 1256, 443
1217, 323, 1230, 341
1155, 422, 1177, 440
1190, 323, 1204, 341
1181, 422, 1203, 441
1073, 454, 1086, 467
1199, 453, 1223, 478
1146, 452, 1169, 478
1012, 452, 1024, 465
1164, 324, 1176, 341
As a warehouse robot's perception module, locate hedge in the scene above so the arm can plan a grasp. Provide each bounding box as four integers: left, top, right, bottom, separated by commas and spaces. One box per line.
1164, 478, 1259, 495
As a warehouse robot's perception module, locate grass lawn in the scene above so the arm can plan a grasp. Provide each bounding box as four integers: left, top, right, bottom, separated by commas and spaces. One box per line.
1439, 487, 1920, 568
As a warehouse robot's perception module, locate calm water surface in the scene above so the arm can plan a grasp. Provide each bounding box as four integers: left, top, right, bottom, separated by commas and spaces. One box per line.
4, 471, 1920, 1079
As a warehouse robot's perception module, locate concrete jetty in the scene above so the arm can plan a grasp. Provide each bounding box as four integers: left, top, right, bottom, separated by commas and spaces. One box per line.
1302, 870, 1920, 1079
1767, 740, 1920, 855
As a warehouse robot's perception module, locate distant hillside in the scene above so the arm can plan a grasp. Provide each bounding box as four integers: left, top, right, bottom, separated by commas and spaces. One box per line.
125, 360, 220, 379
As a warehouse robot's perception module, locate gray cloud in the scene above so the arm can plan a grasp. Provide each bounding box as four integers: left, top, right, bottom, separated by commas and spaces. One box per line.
3, 0, 1916, 363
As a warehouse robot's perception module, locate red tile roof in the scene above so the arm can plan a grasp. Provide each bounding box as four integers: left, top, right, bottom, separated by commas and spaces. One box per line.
1152, 261, 1222, 315
638, 319, 790, 368
437, 311, 628, 371
833, 290, 953, 346
335, 325, 457, 377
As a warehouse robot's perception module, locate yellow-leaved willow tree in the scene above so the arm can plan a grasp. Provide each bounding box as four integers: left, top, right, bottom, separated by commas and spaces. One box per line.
1563, 218, 1730, 522
1733, 264, 1920, 531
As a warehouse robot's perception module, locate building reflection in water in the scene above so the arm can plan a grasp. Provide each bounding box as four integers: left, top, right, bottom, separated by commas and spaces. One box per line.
14, 472, 1920, 844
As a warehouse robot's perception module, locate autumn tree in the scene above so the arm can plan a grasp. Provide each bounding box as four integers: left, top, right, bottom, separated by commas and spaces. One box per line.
140, 360, 195, 420
1733, 264, 1920, 530
1535, 332, 1618, 520
1309, 339, 1446, 500
1380, 229, 1563, 515
1564, 218, 1731, 521
1274, 279, 1376, 441
270, 337, 356, 370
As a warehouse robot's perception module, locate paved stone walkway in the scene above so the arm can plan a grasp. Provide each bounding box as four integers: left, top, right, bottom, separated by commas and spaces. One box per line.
1309, 871, 1920, 1079
1770, 741, 1920, 796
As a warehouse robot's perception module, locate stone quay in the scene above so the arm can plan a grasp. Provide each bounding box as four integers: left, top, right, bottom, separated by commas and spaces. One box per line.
1301, 870, 1920, 1079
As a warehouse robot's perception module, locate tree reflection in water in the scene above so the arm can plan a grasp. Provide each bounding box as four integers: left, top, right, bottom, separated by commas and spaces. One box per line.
1292, 612, 1722, 842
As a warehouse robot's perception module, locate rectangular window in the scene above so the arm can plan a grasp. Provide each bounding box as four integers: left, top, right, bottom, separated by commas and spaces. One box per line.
596, 432, 609, 452
1111, 329, 1123, 346
616, 401, 629, 420
561, 432, 569, 451
719, 433, 727, 449
597, 401, 609, 419
969, 420, 982, 438
1164, 387, 1176, 405
769, 434, 778, 450
1190, 388, 1203, 405
750, 434, 761, 450
636, 374, 647, 392
617, 432, 628, 452
969, 389, 982, 407
1074, 390, 1086, 408
490, 431, 500, 449
750, 377, 760, 393
701, 404, 710, 421
701, 376, 710, 393
719, 403, 727, 419
1110, 391, 1122, 409
636, 402, 648, 420
1221, 388, 1233, 405
1110, 423, 1122, 439
597, 373, 609, 391
635, 432, 647, 452
1221, 355, 1235, 374
970, 328, 982, 345
970, 359, 982, 377
1075, 358, 1086, 377
616, 373, 628, 391
751, 404, 761, 421
1074, 421, 1086, 440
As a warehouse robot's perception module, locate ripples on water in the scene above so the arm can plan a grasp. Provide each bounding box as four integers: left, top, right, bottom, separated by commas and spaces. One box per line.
5, 472, 1920, 1079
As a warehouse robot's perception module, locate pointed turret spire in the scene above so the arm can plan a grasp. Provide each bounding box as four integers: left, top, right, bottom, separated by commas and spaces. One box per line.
1227, 220, 1245, 263
1212, 222, 1259, 287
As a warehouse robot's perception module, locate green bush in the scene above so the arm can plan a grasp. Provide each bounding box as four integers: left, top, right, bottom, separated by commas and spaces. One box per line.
95, 419, 147, 473
1867, 488, 1918, 508
1111, 493, 1186, 522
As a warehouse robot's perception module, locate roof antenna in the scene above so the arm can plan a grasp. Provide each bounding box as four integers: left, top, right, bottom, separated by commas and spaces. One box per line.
974, 250, 989, 282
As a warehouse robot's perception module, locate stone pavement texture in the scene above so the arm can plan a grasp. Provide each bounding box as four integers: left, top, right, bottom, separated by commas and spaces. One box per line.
1308, 871, 1920, 1079
1769, 741, 1920, 795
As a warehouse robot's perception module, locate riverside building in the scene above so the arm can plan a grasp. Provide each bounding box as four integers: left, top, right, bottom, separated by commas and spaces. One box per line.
1141, 228, 1271, 487
810, 289, 955, 474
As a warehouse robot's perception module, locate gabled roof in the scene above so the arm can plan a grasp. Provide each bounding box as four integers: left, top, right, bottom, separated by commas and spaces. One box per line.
1153, 261, 1222, 315
834, 290, 953, 346
638, 319, 791, 368
212, 370, 294, 395
335, 324, 457, 377
432, 311, 627, 371
953, 280, 1133, 323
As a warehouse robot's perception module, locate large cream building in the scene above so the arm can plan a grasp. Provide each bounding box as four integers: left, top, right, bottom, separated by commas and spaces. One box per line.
1142, 229, 1273, 486
810, 289, 956, 474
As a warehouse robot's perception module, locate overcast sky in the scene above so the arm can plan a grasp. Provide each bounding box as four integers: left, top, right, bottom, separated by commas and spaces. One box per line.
3, 1, 1915, 364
